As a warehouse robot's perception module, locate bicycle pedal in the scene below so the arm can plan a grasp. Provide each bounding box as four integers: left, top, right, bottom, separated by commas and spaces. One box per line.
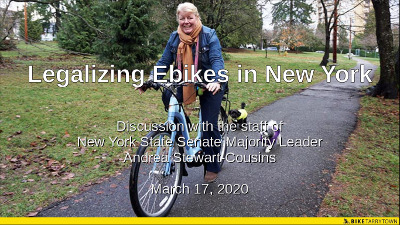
186, 150, 204, 168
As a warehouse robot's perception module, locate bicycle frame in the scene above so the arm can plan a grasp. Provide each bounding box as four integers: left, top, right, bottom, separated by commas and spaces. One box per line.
154, 92, 203, 176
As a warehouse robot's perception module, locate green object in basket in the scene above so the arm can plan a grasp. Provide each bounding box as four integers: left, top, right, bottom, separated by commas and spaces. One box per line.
197, 87, 204, 96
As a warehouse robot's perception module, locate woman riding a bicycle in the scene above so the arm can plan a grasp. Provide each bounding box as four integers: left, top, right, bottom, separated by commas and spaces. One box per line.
137, 2, 226, 183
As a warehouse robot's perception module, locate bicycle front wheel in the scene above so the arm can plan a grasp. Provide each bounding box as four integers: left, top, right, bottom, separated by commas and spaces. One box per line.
129, 130, 183, 217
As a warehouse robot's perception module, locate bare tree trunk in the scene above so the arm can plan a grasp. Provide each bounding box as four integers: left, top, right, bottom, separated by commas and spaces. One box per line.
320, 25, 331, 66
370, 0, 398, 98
289, 0, 293, 26
396, 50, 399, 88
55, 0, 61, 34
319, 0, 342, 66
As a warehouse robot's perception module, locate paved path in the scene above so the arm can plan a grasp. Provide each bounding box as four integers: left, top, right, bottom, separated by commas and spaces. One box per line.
38, 57, 376, 217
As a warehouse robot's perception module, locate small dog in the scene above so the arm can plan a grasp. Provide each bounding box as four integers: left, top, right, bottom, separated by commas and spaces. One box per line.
229, 102, 248, 127
260, 120, 281, 153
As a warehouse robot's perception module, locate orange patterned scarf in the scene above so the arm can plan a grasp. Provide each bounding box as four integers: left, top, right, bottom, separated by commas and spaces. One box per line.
177, 20, 203, 105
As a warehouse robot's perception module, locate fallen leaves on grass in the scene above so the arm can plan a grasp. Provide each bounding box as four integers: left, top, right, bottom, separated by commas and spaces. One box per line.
10, 157, 18, 163
25, 136, 56, 152
61, 173, 75, 180
47, 159, 55, 167
46, 54, 72, 62
16, 55, 39, 61
5, 155, 32, 170
2, 192, 14, 196
0, 59, 15, 69
63, 131, 70, 138
80, 147, 86, 154
7, 131, 22, 141
66, 143, 74, 147
48, 161, 65, 176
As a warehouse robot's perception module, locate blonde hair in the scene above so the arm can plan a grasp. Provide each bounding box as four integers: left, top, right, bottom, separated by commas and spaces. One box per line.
176, 2, 201, 21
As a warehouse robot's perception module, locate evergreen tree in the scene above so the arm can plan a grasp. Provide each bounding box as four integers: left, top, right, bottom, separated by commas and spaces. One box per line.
351, 34, 363, 49
314, 23, 326, 48
57, 0, 100, 53
93, 0, 159, 70
272, 0, 313, 51
272, 0, 314, 26
19, 4, 43, 42
360, 9, 377, 50
197, 0, 262, 47
32, 3, 53, 33
215, 1, 262, 48
337, 26, 349, 53
302, 26, 323, 51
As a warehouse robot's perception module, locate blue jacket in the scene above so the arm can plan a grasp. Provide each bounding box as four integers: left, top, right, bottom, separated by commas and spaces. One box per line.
150, 26, 225, 82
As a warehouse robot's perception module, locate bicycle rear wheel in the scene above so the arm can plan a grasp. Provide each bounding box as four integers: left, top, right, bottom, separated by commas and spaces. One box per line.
129, 130, 183, 217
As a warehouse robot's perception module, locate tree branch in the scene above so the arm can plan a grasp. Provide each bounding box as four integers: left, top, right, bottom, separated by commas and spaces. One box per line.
338, 0, 365, 17
1, 0, 12, 26
1, 0, 18, 41
11, 0, 56, 4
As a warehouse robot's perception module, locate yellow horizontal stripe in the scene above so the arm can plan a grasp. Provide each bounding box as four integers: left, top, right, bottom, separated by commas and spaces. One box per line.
0, 217, 399, 225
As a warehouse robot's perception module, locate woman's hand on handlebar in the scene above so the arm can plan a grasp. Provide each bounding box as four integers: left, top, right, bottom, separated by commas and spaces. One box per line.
206, 82, 221, 95
136, 86, 146, 95
135, 82, 149, 94
135, 80, 160, 94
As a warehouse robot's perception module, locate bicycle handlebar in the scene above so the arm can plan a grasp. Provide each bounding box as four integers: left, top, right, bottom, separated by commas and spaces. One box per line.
141, 80, 207, 91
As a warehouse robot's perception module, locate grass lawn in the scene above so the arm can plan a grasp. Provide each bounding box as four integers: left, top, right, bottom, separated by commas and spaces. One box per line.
318, 57, 399, 217
0, 41, 357, 216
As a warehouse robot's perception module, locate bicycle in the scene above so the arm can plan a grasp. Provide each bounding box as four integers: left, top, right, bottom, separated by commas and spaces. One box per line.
129, 81, 230, 217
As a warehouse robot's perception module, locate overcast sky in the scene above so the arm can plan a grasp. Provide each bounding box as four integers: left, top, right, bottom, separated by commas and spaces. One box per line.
1, 1, 23, 11
4, 0, 399, 31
